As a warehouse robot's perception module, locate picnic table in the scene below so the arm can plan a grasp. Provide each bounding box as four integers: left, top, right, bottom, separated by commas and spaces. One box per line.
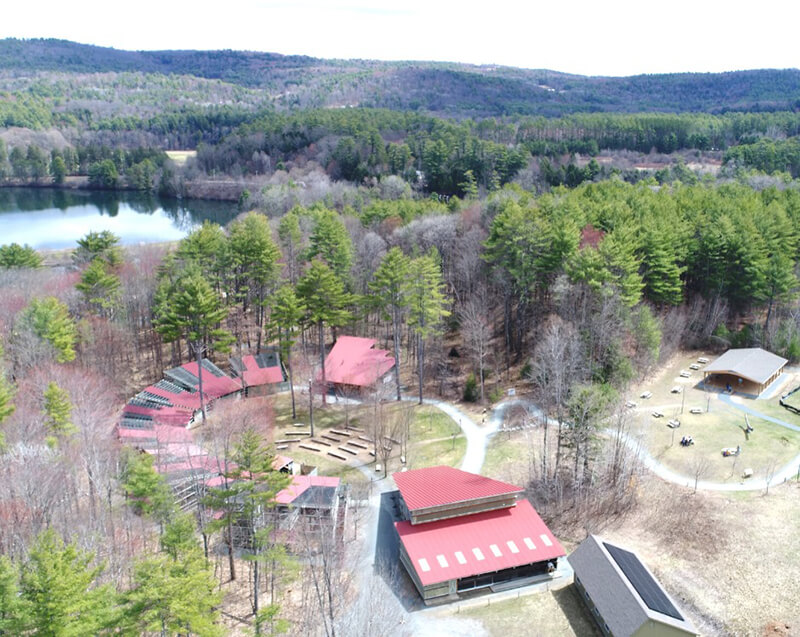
679, 371, 691, 378
652, 411, 664, 418
670, 386, 682, 394
689, 363, 701, 370
689, 408, 702, 415
625, 400, 637, 408
640, 391, 653, 399
698, 357, 709, 364
667, 419, 680, 428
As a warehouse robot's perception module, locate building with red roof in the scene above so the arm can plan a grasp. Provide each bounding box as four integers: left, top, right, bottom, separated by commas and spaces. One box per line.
230, 349, 286, 396
318, 336, 395, 392
393, 466, 565, 604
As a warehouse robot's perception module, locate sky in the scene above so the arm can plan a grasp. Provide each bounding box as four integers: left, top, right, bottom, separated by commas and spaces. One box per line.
3, 0, 799, 77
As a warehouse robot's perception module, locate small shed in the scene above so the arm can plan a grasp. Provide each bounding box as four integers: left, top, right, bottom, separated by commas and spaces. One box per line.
703, 347, 787, 396
230, 349, 286, 396
569, 535, 698, 637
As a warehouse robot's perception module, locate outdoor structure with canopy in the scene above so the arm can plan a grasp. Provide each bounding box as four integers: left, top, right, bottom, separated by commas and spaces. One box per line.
702, 347, 788, 397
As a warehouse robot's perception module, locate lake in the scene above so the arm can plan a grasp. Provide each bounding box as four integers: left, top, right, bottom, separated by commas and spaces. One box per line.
0, 188, 240, 250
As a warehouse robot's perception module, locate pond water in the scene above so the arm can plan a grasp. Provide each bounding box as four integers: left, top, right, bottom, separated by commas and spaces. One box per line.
0, 188, 239, 250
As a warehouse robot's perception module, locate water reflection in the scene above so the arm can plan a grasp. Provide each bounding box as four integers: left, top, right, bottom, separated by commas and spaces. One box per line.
0, 188, 238, 249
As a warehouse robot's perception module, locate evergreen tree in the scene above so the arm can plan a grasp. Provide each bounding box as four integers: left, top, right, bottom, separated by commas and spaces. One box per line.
19, 529, 117, 637
0, 243, 43, 268
20, 297, 77, 363
73, 230, 122, 266
307, 209, 353, 283
43, 381, 75, 445
369, 247, 410, 401
50, 154, 67, 185
269, 285, 305, 418
228, 212, 281, 325
0, 555, 23, 635
75, 257, 121, 318
296, 260, 352, 403
407, 250, 450, 404
123, 515, 222, 637
278, 209, 303, 285
120, 448, 175, 523
154, 266, 233, 422
175, 221, 228, 292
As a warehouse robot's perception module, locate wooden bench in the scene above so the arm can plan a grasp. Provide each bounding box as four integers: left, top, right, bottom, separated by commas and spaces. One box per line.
298, 444, 321, 452
310, 438, 332, 447
329, 429, 351, 437
292, 422, 307, 427
321, 434, 341, 442
689, 408, 702, 415
276, 444, 289, 450
274, 439, 292, 445
285, 431, 311, 436
368, 450, 376, 457
358, 435, 374, 443
346, 441, 368, 450
338, 446, 358, 456
327, 451, 347, 461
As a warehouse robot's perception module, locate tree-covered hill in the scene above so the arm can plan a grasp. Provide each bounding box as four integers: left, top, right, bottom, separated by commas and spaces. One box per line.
2, 38, 799, 117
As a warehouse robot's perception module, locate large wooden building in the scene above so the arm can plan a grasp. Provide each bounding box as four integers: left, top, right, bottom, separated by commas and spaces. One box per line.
393, 466, 565, 604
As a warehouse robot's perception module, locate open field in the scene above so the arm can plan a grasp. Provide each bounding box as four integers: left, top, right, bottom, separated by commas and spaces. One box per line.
630, 351, 800, 483
165, 150, 197, 165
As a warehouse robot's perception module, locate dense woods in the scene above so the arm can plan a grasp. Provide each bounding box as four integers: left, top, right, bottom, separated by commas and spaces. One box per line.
2, 38, 800, 635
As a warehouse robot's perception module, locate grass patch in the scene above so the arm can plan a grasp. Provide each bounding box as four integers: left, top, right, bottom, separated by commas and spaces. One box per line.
458, 586, 600, 637
636, 398, 800, 483
165, 150, 196, 165
406, 436, 466, 470
482, 431, 535, 482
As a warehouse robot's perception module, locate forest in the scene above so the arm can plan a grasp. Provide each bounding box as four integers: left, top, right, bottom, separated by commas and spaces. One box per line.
2, 40, 800, 636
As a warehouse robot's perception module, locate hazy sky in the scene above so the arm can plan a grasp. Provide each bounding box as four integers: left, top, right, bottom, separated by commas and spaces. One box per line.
4, 0, 799, 76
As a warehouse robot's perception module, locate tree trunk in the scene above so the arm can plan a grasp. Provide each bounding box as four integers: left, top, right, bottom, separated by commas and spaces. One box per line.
286, 332, 296, 419
392, 307, 402, 401
319, 320, 327, 406
195, 343, 207, 423
417, 332, 424, 405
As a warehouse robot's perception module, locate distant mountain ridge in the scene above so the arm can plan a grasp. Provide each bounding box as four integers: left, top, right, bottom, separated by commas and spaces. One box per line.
1, 38, 799, 117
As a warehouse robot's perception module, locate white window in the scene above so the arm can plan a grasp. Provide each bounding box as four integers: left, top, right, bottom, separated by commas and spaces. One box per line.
540, 534, 553, 547
506, 540, 520, 554
523, 537, 536, 550
472, 547, 485, 561
436, 554, 449, 568
418, 558, 431, 572
454, 551, 467, 565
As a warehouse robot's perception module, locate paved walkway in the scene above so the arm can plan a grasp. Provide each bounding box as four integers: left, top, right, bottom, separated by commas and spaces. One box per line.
718, 394, 800, 432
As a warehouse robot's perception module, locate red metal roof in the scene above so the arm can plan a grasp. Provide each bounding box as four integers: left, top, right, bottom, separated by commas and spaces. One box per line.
319, 336, 395, 388
275, 475, 340, 505
393, 466, 523, 511
182, 361, 243, 398
395, 499, 565, 586
240, 354, 284, 387
123, 403, 193, 427
145, 384, 203, 410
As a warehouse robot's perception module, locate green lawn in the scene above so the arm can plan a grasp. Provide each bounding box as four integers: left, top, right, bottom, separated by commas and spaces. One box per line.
458, 586, 601, 637
636, 398, 800, 483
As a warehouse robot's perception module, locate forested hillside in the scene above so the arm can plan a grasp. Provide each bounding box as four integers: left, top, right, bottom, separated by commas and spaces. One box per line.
2, 38, 800, 117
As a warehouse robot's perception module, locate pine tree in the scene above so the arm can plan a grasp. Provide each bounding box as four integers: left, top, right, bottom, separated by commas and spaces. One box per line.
407, 250, 450, 404
228, 212, 281, 328
0, 243, 43, 269
0, 556, 24, 635
269, 285, 305, 418
72, 230, 122, 266
124, 515, 222, 637
43, 381, 76, 445
76, 257, 121, 318
296, 260, 353, 405
120, 448, 174, 523
20, 297, 77, 363
278, 210, 303, 285
369, 247, 410, 401
307, 209, 353, 283
154, 266, 233, 422
175, 221, 228, 291
19, 529, 117, 637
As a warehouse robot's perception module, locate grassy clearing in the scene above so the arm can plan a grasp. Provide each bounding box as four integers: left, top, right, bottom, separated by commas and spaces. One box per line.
165, 150, 196, 165
635, 399, 800, 483
458, 586, 601, 637
482, 430, 536, 483
269, 394, 466, 478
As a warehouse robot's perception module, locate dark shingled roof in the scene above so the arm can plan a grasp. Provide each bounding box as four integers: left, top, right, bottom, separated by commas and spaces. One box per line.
569, 535, 698, 637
